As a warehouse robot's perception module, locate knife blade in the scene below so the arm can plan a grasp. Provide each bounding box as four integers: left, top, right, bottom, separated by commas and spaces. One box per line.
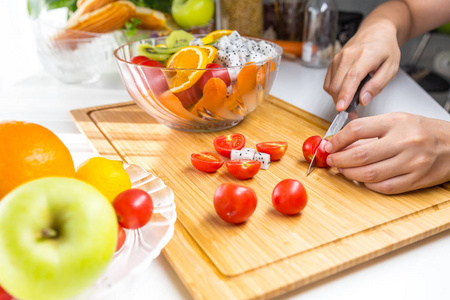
307, 75, 371, 176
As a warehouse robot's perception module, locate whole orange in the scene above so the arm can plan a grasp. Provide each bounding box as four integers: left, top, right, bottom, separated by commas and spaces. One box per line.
0, 121, 75, 199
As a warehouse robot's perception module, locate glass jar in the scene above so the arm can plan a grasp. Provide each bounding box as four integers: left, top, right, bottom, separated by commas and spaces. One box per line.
218, 0, 263, 37
274, 0, 307, 41
301, 0, 338, 68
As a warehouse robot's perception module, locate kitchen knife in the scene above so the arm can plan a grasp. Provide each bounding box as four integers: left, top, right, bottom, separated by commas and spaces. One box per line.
307, 75, 371, 176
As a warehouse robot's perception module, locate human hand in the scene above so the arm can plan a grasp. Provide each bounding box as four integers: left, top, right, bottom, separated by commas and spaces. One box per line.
324, 113, 450, 194
323, 20, 401, 113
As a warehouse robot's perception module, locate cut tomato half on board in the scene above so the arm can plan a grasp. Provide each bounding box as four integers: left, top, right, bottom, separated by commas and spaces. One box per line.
190, 151, 225, 173
213, 133, 246, 158
256, 141, 288, 161
226, 159, 261, 180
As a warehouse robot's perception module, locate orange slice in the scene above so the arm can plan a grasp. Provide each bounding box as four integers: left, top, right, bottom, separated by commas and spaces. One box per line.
201, 29, 234, 44
199, 45, 217, 63
166, 46, 209, 93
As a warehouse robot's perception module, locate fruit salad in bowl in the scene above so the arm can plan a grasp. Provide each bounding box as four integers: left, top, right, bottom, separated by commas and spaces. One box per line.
113, 30, 283, 132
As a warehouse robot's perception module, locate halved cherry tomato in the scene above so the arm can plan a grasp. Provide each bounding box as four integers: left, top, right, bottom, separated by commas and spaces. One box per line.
214, 183, 257, 224
191, 151, 224, 173
213, 133, 246, 158
272, 179, 308, 215
256, 141, 288, 161
131, 55, 164, 67
302, 136, 329, 168
226, 159, 261, 179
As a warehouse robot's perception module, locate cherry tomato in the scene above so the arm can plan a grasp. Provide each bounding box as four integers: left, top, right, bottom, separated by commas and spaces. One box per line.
256, 141, 288, 161
213, 133, 246, 158
113, 189, 153, 229
116, 223, 126, 252
272, 179, 308, 215
0, 285, 13, 300
302, 136, 329, 168
214, 183, 257, 224
131, 55, 164, 67
226, 159, 261, 179
191, 152, 225, 173
197, 63, 231, 90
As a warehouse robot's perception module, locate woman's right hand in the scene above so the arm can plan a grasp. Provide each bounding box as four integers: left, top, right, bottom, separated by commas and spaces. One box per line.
323, 19, 401, 112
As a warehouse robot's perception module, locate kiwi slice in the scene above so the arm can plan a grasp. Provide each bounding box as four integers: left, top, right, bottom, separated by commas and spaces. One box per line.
137, 44, 172, 62
165, 30, 194, 49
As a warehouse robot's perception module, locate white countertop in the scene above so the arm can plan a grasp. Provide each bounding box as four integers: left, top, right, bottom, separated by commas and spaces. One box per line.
1, 2, 449, 300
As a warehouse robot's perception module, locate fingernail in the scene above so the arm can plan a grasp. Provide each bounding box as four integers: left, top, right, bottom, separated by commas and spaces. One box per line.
337, 168, 343, 173
326, 156, 333, 166
324, 142, 333, 153
336, 100, 345, 110
361, 92, 372, 106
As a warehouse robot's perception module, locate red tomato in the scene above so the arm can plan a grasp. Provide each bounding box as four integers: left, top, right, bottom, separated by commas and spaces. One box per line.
197, 63, 231, 90
302, 136, 329, 168
131, 55, 164, 67
116, 223, 126, 252
191, 152, 224, 173
131, 56, 168, 95
0, 285, 13, 300
226, 159, 261, 179
214, 183, 257, 224
113, 189, 153, 229
272, 179, 308, 215
256, 141, 288, 161
213, 133, 246, 158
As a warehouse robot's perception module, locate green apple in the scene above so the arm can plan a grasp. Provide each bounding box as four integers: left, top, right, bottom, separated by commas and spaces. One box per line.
0, 177, 118, 300
171, 0, 215, 29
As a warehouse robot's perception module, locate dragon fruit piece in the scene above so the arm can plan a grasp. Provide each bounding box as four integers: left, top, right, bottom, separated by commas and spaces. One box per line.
215, 50, 242, 67
258, 41, 276, 57
214, 35, 232, 51
246, 52, 268, 64
189, 38, 204, 46
227, 31, 243, 44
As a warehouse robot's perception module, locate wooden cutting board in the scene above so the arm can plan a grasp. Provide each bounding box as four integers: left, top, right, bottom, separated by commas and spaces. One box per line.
71, 95, 450, 300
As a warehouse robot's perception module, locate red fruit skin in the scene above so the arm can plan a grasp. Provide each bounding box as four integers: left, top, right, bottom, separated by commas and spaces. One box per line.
175, 84, 203, 108
272, 179, 308, 215
213, 183, 257, 224
113, 189, 154, 229
0, 285, 13, 300
197, 63, 231, 91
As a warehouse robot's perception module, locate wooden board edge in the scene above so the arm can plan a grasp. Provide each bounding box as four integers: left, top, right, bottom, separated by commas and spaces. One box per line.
163, 201, 450, 300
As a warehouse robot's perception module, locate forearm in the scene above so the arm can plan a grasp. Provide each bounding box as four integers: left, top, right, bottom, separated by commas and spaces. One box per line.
358, 0, 450, 47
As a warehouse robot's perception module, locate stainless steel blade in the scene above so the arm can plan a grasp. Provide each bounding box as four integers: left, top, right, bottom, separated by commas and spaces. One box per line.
306, 111, 349, 175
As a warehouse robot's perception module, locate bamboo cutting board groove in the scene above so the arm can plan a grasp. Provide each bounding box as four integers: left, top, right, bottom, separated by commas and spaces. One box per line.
71, 95, 450, 300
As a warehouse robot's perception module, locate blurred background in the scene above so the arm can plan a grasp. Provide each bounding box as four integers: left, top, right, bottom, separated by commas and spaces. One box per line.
1, 0, 449, 110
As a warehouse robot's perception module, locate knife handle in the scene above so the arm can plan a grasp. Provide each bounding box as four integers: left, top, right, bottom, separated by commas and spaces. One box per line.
345, 75, 372, 113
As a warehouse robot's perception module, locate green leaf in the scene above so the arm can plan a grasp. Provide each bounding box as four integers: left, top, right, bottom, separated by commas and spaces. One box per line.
45, 0, 78, 12
27, 0, 46, 18
128, 0, 173, 13
123, 18, 143, 38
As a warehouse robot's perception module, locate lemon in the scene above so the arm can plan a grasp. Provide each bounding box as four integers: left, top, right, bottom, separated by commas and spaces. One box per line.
75, 157, 131, 203
201, 29, 234, 45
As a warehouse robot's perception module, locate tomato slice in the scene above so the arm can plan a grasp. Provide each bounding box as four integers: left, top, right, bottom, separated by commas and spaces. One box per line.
191, 151, 224, 173
256, 141, 288, 161
226, 159, 261, 179
213, 133, 246, 158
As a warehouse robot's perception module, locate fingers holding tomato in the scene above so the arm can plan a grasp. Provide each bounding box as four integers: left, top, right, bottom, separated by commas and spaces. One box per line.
272, 179, 308, 215
302, 136, 330, 168
213, 183, 257, 224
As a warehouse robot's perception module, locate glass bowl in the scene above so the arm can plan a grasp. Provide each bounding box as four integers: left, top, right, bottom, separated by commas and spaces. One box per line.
113, 36, 283, 132
32, 20, 116, 84
75, 163, 176, 299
